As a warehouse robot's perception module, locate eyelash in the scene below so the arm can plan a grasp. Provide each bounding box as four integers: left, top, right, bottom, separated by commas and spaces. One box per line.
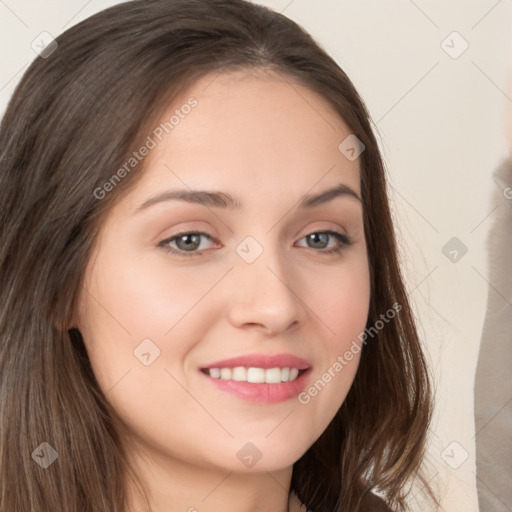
157, 229, 353, 257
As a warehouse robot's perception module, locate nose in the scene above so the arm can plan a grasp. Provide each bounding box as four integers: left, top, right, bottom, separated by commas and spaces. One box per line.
226, 238, 303, 336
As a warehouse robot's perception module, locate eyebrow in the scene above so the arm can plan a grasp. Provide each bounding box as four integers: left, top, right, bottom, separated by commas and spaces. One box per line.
135, 182, 362, 214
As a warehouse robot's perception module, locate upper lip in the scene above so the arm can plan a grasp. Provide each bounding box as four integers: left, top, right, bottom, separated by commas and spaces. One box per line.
201, 353, 312, 370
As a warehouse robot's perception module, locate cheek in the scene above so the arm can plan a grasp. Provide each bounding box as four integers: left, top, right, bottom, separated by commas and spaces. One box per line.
296, 255, 370, 421
311, 255, 371, 353
86, 252, 223, 337
77, 252, 225, 380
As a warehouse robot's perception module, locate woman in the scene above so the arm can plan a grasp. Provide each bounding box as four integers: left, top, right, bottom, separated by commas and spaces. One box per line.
0, 1, 438, 510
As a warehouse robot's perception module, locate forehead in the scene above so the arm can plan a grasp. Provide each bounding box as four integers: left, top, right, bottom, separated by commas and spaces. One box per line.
118, 69, 362, 212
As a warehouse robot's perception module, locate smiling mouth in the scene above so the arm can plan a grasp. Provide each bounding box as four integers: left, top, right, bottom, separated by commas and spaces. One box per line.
200, 367, 309, 383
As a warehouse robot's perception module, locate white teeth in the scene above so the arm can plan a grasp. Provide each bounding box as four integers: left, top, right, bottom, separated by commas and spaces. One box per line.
206, 367, 302, 383
231, 367, 247, 381
247, 367, 265, 383
220, 368, 232, 380
209, 368, 221, 379
265, 368, 282, 384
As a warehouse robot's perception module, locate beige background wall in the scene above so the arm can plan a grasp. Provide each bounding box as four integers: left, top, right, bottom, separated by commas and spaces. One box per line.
1, 1, 510, 511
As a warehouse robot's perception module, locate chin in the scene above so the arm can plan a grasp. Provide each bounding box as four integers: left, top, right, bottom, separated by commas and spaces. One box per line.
219, 435, 312, 474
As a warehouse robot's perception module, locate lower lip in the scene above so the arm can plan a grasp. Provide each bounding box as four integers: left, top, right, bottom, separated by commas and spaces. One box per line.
201, 370, 311, 404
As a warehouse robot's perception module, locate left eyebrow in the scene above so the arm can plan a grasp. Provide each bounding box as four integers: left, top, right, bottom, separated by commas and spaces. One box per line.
300, 183, 362, 208
134, 182, 362, 214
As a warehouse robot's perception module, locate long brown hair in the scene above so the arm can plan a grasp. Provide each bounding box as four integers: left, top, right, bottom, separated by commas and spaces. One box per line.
0, 1, 438, 510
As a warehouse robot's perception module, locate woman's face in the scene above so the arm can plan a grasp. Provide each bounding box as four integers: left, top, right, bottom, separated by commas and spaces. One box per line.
76, 69, 370, 475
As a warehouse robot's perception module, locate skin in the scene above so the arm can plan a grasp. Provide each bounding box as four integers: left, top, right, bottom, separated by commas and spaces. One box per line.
75, 68, 370, 512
